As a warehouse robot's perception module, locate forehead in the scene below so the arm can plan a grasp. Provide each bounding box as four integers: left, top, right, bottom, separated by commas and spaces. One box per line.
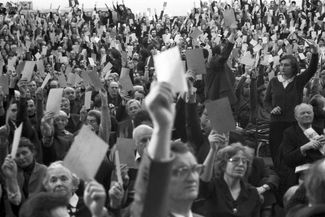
110, 82, 118, 87
230, 150, 246, 158
47, 167, 72, 178
27, 99, 35, 105
297, 105, 312, 113
135, 128, 153, 139
173, 152, 197, 167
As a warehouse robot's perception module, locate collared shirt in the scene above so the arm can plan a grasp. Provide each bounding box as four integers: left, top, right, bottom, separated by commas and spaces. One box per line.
170, 211, 193, 217
68, 193, 79, 216
277, 75, 295, 88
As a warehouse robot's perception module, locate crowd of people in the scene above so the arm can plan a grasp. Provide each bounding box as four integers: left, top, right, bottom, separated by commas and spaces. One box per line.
1, 0, 325, 216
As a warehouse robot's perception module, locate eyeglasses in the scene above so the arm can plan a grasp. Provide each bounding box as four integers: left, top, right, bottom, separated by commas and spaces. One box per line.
172, 164, 204, 179
228, 157, 249, 165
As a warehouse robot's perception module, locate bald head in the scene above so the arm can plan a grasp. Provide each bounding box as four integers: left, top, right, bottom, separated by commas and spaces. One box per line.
133, 125, 153, 157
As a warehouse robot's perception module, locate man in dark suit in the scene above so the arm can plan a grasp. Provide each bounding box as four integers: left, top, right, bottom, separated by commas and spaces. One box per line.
278, 103, 325, 198
205, 25, 237, 105
61, 97, 82, 134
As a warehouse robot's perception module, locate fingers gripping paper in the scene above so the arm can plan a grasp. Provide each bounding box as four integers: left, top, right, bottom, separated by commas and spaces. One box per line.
63, 125, 109, 181
154, 47, 188, 93
205, 97, 236, 134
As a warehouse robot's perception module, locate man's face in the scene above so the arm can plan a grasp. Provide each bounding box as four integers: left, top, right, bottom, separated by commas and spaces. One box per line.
86, 115, 99, 133
127, 102, 141, 118
50, 80, 59, 89
45, 166, 75, 198
61, 99, 70, 115
109, 82, 119, 97
27, 99, 36, 116
295, 105, 314, 125
200, 109, 211, 134
169, 152, 200, 201
15, 146, 34, 168
63, 88, 75, 101
28, 81, 37, 93
8, 103, 18, 122
134, 128, 152, 157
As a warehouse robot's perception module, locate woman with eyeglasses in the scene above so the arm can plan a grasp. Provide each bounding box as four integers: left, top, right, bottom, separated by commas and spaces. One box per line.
199, 143, 262, 217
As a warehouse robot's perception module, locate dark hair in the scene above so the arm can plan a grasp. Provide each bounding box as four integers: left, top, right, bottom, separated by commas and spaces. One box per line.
18, 137, 35, 152
87, 110, 101, 125
309, 94, 325, 109
133, 110, 152, 128
171, 141, 192, 154
19, 192, 69, 217
305, 159, 325, 204
280, 55, 300, 76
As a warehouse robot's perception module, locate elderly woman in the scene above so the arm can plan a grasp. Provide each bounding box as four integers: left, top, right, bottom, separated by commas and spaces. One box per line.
41, 111, 73, 165
1, 137, 47, 215
199, 143, 261, 217
265, 41, 319, 167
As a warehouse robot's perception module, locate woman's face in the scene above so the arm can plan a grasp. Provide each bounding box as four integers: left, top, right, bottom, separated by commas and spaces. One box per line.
224, 151, 249, 179
280, 59, 294, 78
54, 116, 68, 131
15, 146, 34, 168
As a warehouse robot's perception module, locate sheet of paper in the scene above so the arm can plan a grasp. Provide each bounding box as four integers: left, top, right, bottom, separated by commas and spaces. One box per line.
84, 91, 92, 109
223, 9, 236, 27
116, 137, 137, 168
88, 58, 96, 67
250, 39, 258, 47
115, 150, 123, 185
11, 123, 23, 158
63, 125, 109, 181
119, 68, 134, 92
0, 75, 9, 95
41, 73, 51, 89
58, 73, 67, 87
190, 28, 203, 40
87, 70, 103, 91
205, 97, 236, 134
46, 88, 63, 114
21, 61, 35, 81
154, 47, 188, 93
186, 49, 207, 74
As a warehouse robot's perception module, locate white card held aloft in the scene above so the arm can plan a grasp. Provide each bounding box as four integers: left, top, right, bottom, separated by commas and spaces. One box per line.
63, 125, 109, 181
153, 47, 188, 93
11, 123, 23, 158
46, 88, 63, 114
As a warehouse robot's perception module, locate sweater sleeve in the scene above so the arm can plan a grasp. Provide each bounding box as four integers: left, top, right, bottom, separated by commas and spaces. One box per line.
297, 53, 319, 87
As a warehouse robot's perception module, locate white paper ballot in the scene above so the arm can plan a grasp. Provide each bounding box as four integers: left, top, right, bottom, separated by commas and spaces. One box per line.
11, 123, 23, 158
41, 73, 51, 89
84, 91, 92, 109
153, 47, 188, 93
88, 58, 96, 67
46, 88, 63, 114
63, 125, 109, 181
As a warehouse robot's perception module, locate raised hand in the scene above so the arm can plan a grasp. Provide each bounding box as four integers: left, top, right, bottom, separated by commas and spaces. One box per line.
145, 82, 175, 128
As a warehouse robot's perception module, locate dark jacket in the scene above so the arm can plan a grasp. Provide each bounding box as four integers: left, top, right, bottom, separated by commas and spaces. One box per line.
264, 53, 319, 122
205, 41, 237, 105
199, 177, 261, 217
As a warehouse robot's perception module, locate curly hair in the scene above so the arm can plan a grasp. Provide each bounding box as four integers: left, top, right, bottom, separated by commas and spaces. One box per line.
213, 143, 253, 178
